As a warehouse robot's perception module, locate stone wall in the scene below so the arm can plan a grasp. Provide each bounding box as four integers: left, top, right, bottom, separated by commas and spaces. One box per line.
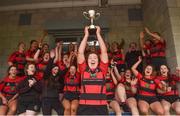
143, 0, 178, 70
0, 5, 143, 77
167, 0, 180, 67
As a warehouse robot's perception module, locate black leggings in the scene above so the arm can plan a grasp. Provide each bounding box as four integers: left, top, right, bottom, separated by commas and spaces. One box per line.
42, 98, 63, 115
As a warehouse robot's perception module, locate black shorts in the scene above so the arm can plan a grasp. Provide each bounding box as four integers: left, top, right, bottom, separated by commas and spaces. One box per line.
107, 94, 115, 104
137, 95, 159, 104
17, 99, 41, 114
64, 91, 79, 101
77, 104, 108, 115
159, 95, 180, 104
127, 94, 136, 99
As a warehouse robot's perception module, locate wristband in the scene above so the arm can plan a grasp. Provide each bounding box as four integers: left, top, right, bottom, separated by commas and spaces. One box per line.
38, 47, 41, 50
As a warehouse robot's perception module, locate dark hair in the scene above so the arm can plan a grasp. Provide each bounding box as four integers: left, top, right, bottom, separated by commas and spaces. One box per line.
68, 43, 75, 51
158, 64, 173, 84
158, 64, 171, 76
70, 65, 77, 69
63, 52, 69, 56
85, 51, 100, 67
42, 51, 50, 57
18, 42, 25, 47
45, 64, 59, 87
62, 53, 69, 60
153, 32, 161, 36
145, 39, 153, 43
7, 65, 17, 75
86, 51, 100, 61
30, 40, 38, 45
125, 69, 134, 80
143, 64, 156, 76
129, 42, 137, 47
42, 43, 49, 48
24, 63, 36, 75
112, 41, 120, 49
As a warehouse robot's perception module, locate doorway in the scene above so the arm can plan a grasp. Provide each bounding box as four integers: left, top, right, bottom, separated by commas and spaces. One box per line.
47, 28, 109, 53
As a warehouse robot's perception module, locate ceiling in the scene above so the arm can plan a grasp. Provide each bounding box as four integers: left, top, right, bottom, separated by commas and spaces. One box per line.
0, 0, 142, 11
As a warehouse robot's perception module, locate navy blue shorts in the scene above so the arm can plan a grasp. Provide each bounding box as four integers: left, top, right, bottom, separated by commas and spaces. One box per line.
107, 94, 115, 104
158, 95, 180, 104
64, 91, 79, 101
77, 104, 108, 115
137, 95, 159, 104
127, 94, 136, 99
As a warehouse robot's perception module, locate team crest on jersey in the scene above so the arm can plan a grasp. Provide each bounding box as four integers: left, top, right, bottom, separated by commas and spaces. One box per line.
90, 73, 96, 78
145, 83, 150, 88
70, 78, 74, 83
10, 86, 15, 90
106, 83, 111, 90
6, 83, 10, 86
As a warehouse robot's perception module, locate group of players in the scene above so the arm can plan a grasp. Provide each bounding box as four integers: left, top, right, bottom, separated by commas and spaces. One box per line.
0, 26, 180, 115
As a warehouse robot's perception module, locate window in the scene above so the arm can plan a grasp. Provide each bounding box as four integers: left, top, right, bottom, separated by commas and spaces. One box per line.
19, 13, 32, 25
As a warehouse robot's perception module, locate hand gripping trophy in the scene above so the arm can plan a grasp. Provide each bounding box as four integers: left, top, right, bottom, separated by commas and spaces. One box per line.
83, 10, 100, 34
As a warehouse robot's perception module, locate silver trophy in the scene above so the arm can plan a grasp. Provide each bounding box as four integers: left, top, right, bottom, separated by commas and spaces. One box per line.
83, 10, 100, 31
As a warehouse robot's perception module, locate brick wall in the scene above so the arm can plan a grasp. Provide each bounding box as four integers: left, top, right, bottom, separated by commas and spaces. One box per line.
167, 0, 180, 67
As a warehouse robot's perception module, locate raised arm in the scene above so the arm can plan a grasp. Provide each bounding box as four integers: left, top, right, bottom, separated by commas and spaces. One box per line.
121, 49, 125, 61
33, 49, 41, 63
131, 56, 142, 77
130, 78, 138, 94
113, 65, 122, 81
37, 30, 48, 43
33, 43, 42, 62
96, 26, 108, 63
74, 43, 78, 53
54, 43, 60, 63
77, 26, 89, 64
145, 27, 163, 42
58, 41, 63, 62
68, 52, 74, 63
139, 31, 147, 57
26, 53, 36, 62
110, 68, 118, 85
139, 31, 145, 49
8, 53, 15, 66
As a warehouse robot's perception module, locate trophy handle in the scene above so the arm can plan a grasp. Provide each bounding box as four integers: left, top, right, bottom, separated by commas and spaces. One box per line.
94, 13, 100, 20
83, 12, 90, 20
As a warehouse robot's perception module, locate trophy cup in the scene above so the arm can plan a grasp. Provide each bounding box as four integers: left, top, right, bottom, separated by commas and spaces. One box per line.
83, 10, 100, 34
